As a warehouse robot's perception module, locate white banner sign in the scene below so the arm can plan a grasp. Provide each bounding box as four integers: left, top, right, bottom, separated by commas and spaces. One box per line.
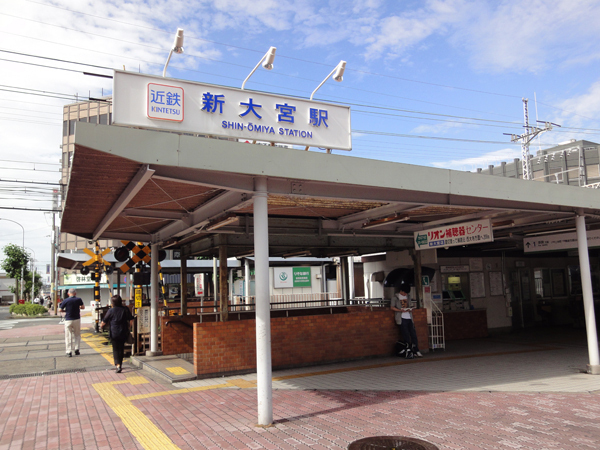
194, 273, 204, 296
524, 229, 600, 253
273, 267, 293, 289
63, 273, 108, 285
113, 71, 352, 150
414, 219, 493, 250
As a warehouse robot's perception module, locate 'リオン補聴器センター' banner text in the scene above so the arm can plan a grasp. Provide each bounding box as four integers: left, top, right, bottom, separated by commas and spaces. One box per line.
112, 71, 351, 150
414, 219, 493, 250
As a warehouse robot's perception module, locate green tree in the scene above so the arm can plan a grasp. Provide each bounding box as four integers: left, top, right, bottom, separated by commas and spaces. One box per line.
1, 244, 29, 299
24, 271, 44, 300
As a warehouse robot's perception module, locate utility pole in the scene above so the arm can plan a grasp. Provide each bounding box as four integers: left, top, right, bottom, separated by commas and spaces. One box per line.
51, 188, 58, 311
505, 98, 560, 180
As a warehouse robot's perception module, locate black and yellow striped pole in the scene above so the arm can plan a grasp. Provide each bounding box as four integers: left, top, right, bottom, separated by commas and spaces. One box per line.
94, 242, 101, 305
82, 241, 110, 332
134, 261, 142, 312
159, 262, 167, 308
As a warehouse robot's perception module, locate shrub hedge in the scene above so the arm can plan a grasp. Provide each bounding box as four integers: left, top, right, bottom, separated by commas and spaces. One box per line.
9, 302, 48, 316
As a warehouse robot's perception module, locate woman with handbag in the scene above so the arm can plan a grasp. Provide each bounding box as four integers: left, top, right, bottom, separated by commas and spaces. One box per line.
100, 295, 134, 373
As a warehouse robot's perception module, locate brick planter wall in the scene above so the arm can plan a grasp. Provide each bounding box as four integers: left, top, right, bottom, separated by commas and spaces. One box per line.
160, 315, 202, 355
193, 308, 428, 377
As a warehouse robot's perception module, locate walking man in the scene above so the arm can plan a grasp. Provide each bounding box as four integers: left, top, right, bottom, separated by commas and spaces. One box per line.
59, 288, 85, 357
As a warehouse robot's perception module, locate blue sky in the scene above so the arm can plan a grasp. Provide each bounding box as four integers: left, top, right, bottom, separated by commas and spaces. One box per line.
2, 0, 600, 270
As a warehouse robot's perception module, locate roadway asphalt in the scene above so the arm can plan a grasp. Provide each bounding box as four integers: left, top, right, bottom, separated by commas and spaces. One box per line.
0, 314, 599, 450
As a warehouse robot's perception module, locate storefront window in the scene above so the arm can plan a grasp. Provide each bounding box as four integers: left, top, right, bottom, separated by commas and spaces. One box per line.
569, 265, 600, 295
551, 269, 566, 296
535, 268, 566, 297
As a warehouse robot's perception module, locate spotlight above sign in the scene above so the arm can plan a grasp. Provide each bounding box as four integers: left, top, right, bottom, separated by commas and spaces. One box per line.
112, 71, 352, 151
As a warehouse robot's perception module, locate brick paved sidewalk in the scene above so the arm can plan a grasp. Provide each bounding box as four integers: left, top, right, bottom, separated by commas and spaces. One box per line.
1, 326, 598, 450
0, 369, 599, 450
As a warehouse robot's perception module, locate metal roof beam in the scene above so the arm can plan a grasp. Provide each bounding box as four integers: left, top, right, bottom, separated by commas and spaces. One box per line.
152, 190, 251, 243
93, 165, 154, 240
102, 231, 152, 242
121, 208, 186, 220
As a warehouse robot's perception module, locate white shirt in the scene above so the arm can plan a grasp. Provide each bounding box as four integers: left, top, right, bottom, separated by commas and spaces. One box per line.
397, 293, 412, 319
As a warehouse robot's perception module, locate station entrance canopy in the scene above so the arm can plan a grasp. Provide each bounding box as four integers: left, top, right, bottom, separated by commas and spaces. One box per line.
62, 122, 600, 257
62, 120, 600, 426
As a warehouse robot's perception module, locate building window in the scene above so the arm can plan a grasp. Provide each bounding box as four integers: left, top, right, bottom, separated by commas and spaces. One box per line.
99, 114, 108, 125
535, 268, 566, 298
586, 164, 600, 179
89, 115, 97, 124
68, 120, 75, 135
62, 151, 69, 169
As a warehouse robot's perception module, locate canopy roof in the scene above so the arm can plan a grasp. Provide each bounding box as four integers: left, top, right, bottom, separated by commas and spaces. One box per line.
61, 122, 600, 258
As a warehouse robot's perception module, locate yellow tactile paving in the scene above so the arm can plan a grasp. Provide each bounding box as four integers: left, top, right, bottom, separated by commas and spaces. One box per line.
165, 366, 191, 375
226, 378, 258, 388
93, 378, 180, 450
81, 332, 114, 364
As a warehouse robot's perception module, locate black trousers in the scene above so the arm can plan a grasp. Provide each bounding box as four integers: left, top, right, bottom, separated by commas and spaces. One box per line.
399, 319, 420, 352
111, 338, 126, 366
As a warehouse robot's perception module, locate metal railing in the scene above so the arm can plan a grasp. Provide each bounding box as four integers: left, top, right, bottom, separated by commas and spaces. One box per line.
161, 292, 394, 321
428, 300, 445, 351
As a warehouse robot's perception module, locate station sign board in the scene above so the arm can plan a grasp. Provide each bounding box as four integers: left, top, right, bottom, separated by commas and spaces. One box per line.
414, 219, 493, 250
137, 306, 150, 333
273, 267, 312, 288
194, 273, 204, 296
112, 71, 352, 150
523, 228, 600, 253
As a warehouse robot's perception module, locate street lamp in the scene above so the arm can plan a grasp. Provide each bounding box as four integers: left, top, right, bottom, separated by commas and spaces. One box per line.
310, 60, 346, 100
241, 46, 277, 90
162, 28, 184, 77
0, 218, 25, 301
25, 247, 37, 301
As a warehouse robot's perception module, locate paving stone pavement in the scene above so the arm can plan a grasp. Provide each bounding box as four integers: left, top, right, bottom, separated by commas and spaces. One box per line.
0, 325, 598, 450
0, 321, 115, 378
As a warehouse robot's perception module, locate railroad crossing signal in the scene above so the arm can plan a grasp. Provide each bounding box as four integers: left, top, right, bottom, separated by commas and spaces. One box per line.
83, 246, 111, 267
118, 240, 151, 272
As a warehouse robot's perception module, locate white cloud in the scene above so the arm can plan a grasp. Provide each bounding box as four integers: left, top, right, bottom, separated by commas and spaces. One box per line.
454, 0, 600, 73
361, 0, 467, 60
431, 148, 521, 171
411, 121, 466, 135
554, 80, 600, 128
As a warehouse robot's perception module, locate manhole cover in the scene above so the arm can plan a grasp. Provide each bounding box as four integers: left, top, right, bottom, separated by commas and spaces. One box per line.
348, 436, 439, 450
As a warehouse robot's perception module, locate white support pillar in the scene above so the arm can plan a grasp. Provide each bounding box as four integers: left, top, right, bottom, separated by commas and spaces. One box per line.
348, 256, 355, 301
147, 242, 162, 356
126, 273, 132, 306
213, 257, 218, 312
244, 258, 251, 299
576, 212, 600, 374
340, 258, 348, 304
229, 266, 234, 302
254, 176, 272, 426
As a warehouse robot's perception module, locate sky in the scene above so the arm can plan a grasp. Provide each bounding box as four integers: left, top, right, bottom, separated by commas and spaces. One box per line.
2, 0, 600, 277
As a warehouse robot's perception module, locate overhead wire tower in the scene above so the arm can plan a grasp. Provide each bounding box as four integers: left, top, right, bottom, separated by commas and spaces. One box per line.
505, 98, 560, 180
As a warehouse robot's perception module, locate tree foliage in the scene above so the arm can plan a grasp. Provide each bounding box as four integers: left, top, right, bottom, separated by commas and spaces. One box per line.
1, 245, 43, 300
1, 244, 29, 279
